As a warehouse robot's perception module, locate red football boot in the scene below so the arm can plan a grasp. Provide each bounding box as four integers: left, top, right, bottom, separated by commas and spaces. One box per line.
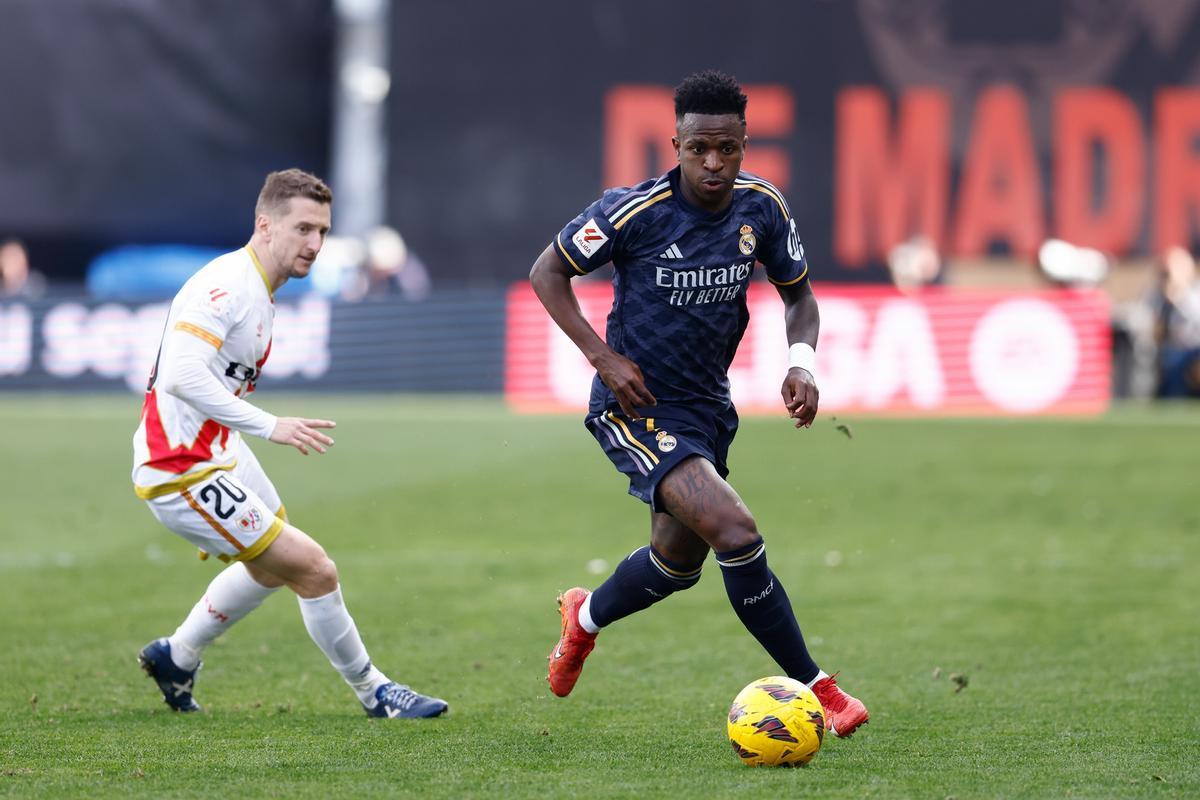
811, 672, 869, 737
547, 587, 598, 697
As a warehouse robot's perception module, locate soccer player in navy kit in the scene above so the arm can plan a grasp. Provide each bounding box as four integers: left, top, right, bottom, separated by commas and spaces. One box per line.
529, 71, 868, 737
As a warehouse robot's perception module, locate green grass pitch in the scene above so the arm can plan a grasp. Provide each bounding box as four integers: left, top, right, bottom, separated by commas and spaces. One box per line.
1, 394, 1197, 798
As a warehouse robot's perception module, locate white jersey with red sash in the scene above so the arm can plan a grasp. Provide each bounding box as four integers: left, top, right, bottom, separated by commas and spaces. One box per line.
132, 246, 278, 500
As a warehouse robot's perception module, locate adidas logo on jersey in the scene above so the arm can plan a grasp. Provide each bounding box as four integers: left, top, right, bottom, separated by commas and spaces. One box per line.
658, 243, 683, 260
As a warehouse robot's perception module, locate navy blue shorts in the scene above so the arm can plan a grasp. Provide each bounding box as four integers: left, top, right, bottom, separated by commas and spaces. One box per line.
585, 404, 739, 512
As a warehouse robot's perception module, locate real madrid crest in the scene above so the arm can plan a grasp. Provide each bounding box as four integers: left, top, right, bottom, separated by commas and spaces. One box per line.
738, 224, 756, 256
655, 430, 677, 453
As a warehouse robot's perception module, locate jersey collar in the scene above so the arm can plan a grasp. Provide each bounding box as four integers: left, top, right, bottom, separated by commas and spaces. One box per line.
244, 245, 275, 300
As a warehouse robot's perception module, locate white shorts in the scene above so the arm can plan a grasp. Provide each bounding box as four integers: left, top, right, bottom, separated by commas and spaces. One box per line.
144, 441, 287, 563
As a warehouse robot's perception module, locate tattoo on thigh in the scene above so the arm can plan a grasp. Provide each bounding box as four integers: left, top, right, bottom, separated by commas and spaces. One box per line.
661, 459, 720, 523
682, 467, 706, 499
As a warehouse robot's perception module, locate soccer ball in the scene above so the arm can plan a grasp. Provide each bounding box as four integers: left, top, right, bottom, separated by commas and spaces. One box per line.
727, 676, 826, 767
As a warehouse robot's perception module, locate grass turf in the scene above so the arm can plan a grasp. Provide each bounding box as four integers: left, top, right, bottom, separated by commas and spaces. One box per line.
0, 395, 1197, 798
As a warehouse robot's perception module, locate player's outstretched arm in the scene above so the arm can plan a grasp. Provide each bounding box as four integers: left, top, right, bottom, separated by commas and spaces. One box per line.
268, 417, 336, 456
529, 243, 656, 419
158, 326, 336, 454
777, 280, 820, 429
158, 329, 280, 438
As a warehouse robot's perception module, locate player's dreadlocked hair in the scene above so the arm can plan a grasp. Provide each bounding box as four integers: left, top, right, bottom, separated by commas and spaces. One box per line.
673, 70, 748, 122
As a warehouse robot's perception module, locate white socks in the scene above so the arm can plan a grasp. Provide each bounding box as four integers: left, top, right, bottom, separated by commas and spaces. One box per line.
168, 562, 280, 671
578, 591, 601, 634
166, 570, 389, 706
806, 669, 830, 688
298, 585, 389, 705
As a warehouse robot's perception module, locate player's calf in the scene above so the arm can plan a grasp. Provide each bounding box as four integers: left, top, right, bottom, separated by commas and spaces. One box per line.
715, 537, 821, 682
586, 544, 703, 627
548, 547, 704, 698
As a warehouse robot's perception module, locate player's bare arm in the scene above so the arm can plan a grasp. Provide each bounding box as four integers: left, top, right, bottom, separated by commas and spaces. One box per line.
269, 417, 336, 455
529, 243, 657, 419
778, 279, 820, 428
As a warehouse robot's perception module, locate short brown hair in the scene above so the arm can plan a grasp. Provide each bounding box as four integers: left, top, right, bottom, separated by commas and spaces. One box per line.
255, 168, 332, 217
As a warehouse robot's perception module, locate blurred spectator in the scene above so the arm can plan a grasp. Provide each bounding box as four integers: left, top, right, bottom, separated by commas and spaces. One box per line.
362, 226, 431, 301
886, 235, 942, 294
0, 238, 47, 299
1148, 246, 1200, 398
309, 235, 367, 299
312, 226, 432, 302
1110, 293, 1158, 400
1037, 238, 1109, 287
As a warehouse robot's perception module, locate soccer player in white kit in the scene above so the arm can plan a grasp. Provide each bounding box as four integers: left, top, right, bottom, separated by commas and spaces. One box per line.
132, 169, 446, 718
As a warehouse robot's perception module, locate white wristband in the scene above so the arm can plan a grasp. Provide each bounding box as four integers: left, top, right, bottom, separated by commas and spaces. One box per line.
788, 342, 816, 376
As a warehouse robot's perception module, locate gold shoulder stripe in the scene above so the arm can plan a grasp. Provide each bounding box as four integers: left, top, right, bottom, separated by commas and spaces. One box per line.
612, 189, 672, 230
555, 233, 587, 275
768, 265, 809, 287
175, 322, 223, 349
734, 182, 788, 218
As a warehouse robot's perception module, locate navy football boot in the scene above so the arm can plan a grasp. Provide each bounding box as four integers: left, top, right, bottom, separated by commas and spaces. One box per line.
364, 682, 448, 719
137, 638, 202, 712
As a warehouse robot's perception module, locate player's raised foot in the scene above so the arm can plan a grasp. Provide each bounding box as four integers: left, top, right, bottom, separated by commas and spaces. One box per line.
364, 682, 448, 719
810, 672, 868, 737
547, 587, 598, 697
137, 638, 201, 712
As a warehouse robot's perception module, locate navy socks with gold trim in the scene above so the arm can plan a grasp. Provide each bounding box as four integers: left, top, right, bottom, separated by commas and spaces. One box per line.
588, 545, 702, 628
716, 537, 819, 683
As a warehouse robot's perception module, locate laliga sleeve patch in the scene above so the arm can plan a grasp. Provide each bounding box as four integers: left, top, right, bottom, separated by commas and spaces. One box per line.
786, 219, 805, 262
571, 219, 609, 258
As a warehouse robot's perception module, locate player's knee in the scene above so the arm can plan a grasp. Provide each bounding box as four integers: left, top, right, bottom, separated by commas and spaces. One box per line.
309, 555, 339, 595
710, 512, 760, 552
242, 560, 285, 589
290, 542, 338, 596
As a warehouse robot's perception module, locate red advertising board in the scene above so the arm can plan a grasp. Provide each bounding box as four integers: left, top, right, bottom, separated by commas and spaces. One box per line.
506, 282, 1110, 416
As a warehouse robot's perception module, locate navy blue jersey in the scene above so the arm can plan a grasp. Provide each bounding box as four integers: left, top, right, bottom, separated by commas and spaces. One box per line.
555, 166, 809, 414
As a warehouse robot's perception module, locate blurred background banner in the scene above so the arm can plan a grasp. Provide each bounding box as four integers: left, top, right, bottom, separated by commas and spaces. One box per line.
389, 0, 1200, 286
506, 283, 1111, 416
2, 0, 1199, 407
0, 294, 505, 393
2, 0, 1197, 284
0, 0, 334, 269
1, 282, 1109, 416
